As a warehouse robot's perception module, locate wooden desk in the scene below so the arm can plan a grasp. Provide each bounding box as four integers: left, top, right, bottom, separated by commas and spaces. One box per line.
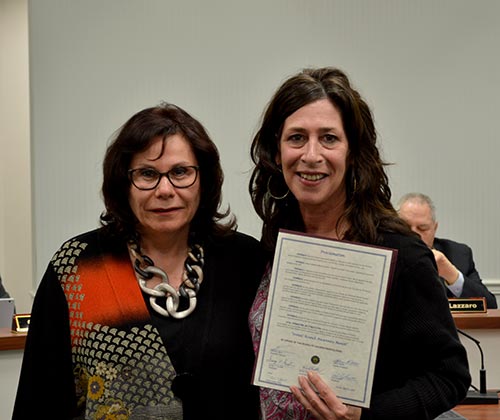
454, 398, 500, 420
0, 327, 27, 351
453, 309, 500, 330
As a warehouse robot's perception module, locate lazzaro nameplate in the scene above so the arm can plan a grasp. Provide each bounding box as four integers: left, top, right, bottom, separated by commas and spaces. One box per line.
448, 298, 486, 313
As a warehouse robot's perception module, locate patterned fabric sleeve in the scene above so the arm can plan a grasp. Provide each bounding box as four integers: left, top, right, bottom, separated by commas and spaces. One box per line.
249, 265, 313, 420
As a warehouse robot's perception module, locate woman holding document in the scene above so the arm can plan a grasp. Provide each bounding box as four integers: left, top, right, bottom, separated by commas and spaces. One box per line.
248, 67, 470, 420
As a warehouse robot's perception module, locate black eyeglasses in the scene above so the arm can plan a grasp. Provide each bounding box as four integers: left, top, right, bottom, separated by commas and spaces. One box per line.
128, 165, 199, 190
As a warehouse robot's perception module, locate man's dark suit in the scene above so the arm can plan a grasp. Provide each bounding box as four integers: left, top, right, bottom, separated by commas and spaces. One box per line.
433, 237, 497, 309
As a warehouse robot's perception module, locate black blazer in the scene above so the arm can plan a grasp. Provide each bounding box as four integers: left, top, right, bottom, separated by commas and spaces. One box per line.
433, 237, 497, 309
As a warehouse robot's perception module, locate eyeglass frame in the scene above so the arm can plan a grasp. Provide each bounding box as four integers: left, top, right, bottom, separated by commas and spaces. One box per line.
128, 165, 200, 190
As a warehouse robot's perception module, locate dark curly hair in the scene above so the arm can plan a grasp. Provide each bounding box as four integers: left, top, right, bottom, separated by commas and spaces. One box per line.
100, 102, 235, 243
249, 67, 411, 252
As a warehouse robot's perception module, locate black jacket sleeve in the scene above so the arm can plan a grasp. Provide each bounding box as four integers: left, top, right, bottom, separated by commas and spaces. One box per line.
12, 264, 79, 420
458, 246, 497, 309
361, 236, 471, 420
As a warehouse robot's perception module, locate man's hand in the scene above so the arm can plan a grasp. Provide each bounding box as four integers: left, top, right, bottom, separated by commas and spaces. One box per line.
431, 249, 459, 285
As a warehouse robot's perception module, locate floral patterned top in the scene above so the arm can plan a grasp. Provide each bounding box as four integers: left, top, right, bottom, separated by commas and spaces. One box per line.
249, 265, 313, 420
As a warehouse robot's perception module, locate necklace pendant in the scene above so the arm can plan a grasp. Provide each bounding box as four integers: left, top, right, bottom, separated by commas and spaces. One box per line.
129, 241, 204, 318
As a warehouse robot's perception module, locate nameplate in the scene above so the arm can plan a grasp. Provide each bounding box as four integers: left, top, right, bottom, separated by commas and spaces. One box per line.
448, 298, 486, 313
12, 313, 31, 332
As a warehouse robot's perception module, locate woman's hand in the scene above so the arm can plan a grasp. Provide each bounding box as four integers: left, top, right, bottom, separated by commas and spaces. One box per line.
290, 371, 362, 420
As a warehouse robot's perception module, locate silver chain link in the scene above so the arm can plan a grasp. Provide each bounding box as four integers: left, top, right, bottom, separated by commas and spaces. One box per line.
128, 241, 204, 319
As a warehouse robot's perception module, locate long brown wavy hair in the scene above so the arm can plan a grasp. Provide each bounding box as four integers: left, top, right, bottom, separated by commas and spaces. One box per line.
249, 67, 411, 252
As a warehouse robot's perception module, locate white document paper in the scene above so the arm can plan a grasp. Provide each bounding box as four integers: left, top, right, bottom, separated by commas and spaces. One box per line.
253, 230, 396, 408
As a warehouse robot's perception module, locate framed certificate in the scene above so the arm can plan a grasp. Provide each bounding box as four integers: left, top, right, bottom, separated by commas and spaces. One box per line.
253, 230, 397, 408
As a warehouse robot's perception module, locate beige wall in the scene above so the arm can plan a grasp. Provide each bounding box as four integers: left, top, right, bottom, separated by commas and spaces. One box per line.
1, 0, 500, 330
0, 0, 33, 314
28, 1, 500, 286
0, 2, 31, 417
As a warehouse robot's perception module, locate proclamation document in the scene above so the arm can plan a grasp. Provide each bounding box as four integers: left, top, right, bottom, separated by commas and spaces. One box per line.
253, 230, 397, 408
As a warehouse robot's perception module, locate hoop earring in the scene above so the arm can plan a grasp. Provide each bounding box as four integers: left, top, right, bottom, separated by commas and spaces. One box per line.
266, 175, 289, 200
351, 172, 358, 195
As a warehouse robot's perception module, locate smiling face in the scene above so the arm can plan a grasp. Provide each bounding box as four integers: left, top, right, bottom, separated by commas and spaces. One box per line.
277, 98, 349, 217
128, 134, 200, 242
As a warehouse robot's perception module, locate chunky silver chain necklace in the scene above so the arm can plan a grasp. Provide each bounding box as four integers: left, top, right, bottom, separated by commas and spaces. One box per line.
128, 240, 204, 319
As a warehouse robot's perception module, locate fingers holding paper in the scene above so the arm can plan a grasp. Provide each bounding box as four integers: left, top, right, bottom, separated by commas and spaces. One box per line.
290, 371, 362, 420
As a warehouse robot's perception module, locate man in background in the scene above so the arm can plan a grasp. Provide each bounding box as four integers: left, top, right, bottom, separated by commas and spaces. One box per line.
0, 274, 10, 299
398, 192, 497, 309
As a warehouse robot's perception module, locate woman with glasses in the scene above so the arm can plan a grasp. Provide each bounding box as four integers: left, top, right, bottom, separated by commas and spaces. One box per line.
14, 103, 266, 419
